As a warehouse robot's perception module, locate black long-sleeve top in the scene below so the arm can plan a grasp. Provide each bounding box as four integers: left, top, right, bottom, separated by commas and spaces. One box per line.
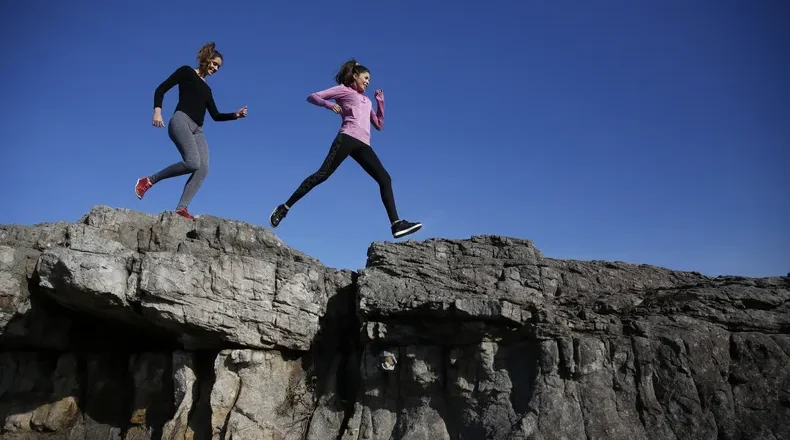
153, 65, 237, 126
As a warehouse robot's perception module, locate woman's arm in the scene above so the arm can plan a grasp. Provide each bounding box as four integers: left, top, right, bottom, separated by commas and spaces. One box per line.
307, 85, 349, 110
206, 93, 238, 121
371, 90, 385, 130
153, 65, 189, 110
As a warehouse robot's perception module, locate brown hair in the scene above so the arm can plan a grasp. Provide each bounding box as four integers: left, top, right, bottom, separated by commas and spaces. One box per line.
334, 59, 369, 86
197, 42, 223, 68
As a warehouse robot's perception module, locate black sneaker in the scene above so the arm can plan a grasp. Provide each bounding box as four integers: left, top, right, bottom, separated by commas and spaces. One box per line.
269, 204, 289, 228
392, 219, 422, 238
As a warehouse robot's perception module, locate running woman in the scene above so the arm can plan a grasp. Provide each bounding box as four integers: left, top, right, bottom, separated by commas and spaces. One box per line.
134, 42, 247, 219
268, 59, 422, 238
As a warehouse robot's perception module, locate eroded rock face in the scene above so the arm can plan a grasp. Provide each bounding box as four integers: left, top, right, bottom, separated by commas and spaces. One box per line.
1, 207, 788, 440
25, 206, 351, 351
349, 237, 790, 440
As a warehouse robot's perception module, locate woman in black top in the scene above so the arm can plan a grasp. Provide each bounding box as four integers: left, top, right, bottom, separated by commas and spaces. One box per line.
135, 42, 247, 219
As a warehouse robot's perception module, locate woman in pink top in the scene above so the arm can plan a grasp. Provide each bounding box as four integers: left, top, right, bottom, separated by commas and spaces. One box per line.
269, 59, 422, 239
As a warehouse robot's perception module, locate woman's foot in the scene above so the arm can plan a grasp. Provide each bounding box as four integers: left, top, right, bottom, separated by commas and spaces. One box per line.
269, 204, 289, 228
135, 177, 153, 199
175, 207, 195, 220
391, 219, 422, 238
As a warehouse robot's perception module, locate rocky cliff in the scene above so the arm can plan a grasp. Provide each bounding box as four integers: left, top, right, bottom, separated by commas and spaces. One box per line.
1, 206, 788, 440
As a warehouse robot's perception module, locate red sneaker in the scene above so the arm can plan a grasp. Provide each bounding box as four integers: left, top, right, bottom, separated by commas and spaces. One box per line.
175, 207, 195, 220
135, 177, 152, 199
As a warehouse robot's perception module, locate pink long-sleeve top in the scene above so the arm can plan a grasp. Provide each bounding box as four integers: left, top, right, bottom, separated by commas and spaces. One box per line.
307, 84, 384, 146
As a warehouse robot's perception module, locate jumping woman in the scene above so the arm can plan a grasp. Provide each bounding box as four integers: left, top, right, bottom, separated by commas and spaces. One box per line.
268, 59, 422, 239
134, 42, 247, 219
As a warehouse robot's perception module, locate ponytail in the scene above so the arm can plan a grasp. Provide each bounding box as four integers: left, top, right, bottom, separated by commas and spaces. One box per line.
334, 59, 369, 86
197, 42, 223, 66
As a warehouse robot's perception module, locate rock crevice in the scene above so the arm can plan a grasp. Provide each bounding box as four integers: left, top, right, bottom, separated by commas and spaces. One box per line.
1, 205, 788, 440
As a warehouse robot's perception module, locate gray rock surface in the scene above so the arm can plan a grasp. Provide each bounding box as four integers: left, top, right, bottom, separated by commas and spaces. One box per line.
1, 206, 787, 440
5, 205, 352, 351
351, 237, 790, 440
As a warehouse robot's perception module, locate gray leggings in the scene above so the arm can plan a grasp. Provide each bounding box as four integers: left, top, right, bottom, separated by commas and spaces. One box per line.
149, 111, 209, 209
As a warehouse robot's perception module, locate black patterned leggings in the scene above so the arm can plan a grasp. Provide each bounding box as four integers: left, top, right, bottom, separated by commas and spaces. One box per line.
285, 133, 399, 223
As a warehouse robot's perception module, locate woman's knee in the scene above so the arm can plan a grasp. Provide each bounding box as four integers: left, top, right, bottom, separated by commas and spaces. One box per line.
310, 170, 329, 184
377, 170, 392, 187
183, 157, 201, 173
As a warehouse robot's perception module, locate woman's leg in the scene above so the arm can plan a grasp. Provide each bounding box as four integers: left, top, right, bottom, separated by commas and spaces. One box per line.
136, 111, 201, 200
176, 126, 209, 210
286, 134, 354, 206
351, 146, 422, 238
350, 146, 398, 224
270, 134, 354, 227
152, 112, 202, 184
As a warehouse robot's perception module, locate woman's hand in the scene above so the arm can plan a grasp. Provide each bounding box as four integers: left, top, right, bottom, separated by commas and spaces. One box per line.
235, 106, 248, 118
152, 108, 165, 127
331, 104, 342, 113
374, 89, 384, 101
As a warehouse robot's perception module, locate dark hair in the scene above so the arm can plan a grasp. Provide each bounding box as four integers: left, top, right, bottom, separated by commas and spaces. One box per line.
197, 42, 223, 67
334, 59, 369, 86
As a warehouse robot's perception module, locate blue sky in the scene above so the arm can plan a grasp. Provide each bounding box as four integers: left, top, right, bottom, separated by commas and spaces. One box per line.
2, 0, 788, 276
